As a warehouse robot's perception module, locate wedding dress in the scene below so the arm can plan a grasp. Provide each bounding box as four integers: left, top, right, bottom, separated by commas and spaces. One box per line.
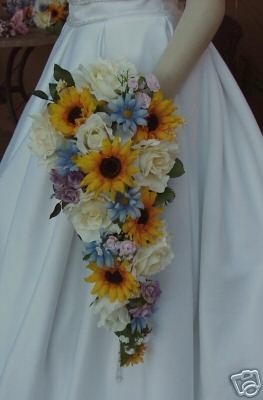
0, 1, 263, 399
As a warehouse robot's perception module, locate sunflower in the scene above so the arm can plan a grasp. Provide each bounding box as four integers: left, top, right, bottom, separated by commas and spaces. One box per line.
48, 2, 65, 23
124, 344, 147, 367
74, 137, 138, 199
48, 86, 97, 137
122, 188, 163, 246
84, 261, 140, 303
134, 90, 184, 143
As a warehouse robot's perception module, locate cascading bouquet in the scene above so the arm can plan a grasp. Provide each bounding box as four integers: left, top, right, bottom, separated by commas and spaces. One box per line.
29, 58, 185, 368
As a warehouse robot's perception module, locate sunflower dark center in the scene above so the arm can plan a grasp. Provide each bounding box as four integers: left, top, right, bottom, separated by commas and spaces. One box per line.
105, 270, 123, 284
137, 209, 149, 225
147, 113, 159, 131
51, 9, 59, 17
68, 106, 82, 124
100, 157, 121, 179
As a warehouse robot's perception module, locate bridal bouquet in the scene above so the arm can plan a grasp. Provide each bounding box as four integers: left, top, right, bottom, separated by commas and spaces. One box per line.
29, 58, 185, 368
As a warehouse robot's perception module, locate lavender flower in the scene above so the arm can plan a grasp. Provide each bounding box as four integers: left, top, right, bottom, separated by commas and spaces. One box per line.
141, 281, 162, 304
145, 73, 160, 92
55, 187, 80, 204
50, 169, 81, 205
104, 235, 119, 255
50, 169, 66, 189
67, 171, 84, 189
118, 240, 136, 258
127, 77, 139, 90
129, 303, 153, 319
135, 92, 151, 109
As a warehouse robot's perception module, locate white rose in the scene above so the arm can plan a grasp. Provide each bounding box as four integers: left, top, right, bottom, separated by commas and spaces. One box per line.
33, 11, 51, 29
74, 58, 137, 101
28, 110, 64, 168
64, 192, 119, 242
134, 139, 178, 193
76, 113, 112, 153
91, 297, 130, 332
132, 233, 174, 276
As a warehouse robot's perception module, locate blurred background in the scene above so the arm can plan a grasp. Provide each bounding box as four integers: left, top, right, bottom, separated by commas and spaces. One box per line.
0, 0, 262, 158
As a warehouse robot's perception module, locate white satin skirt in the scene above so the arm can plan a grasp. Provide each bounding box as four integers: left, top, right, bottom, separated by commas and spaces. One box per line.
0, 2, 263, 399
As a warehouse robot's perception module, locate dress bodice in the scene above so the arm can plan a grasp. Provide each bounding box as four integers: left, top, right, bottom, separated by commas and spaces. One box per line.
67, 0, 180, 26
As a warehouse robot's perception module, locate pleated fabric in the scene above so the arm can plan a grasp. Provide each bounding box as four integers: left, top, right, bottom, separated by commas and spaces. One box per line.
0, 1, 263, 399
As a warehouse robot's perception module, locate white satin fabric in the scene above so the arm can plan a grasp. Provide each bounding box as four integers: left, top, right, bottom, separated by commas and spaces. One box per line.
1, 1, 263, 399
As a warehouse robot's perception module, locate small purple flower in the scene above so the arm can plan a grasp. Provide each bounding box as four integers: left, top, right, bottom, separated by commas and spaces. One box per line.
67, 171, 84, 189
145, 73, 160, 92
129, 303, 153, 319
56, 187, 80, 204
50, 169, 67, 190
135, 92, 151, 109
140, 281, 162, 304
104, 235, 119, 255
118, 240, 136, 258
128, 77, 139, 90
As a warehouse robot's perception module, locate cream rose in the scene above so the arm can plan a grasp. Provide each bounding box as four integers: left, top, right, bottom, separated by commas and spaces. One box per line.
76, 113, 112, 153
132, 233, 174, 276
91, 297, 130, 332
134, 139, 178, 193
28, 110, 64, 169
64, 192, 119, 242
74, 58, 137, 101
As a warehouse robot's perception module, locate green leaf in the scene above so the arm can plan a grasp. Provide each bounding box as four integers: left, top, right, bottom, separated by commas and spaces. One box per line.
32, 90, 49, 100
49, 202, 62, 219
53, 64, 75, 87
61, 201, 67, 209
168, 158, 185, 178
49, 83, 59, 102
154, 187, 175, 206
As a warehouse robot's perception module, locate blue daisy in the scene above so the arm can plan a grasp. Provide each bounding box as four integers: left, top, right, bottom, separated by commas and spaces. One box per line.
106, 188, 144, 222
55, 141, 79, 176
83, 240, 114, 267
108, 93, 148, 133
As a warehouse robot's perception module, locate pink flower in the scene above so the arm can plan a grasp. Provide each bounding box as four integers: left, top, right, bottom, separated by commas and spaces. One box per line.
135, 92, 151, 109
128, 77, 139, 90
129, 303, 153, 318
104, 235, 119, 254
10, 9, 29, 35
140, 281, 161, 304
145, 73, 160, 92
118, 240, 136, 258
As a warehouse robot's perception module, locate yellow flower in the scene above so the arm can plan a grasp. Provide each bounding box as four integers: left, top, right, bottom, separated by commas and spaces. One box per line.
48, 86, 97, 137
74, 137, 138, 199
122, 188, 163, 246
84, 261, 140, 303
124, 344, 147, 367
134, 91, 184, 143
48, 2, 65, 23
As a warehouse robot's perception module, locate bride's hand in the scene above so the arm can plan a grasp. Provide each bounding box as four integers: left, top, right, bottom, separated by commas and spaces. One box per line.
153, 0, 225, 99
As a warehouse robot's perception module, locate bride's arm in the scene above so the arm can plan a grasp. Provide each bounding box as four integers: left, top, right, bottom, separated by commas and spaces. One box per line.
153, 0, 225, 97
